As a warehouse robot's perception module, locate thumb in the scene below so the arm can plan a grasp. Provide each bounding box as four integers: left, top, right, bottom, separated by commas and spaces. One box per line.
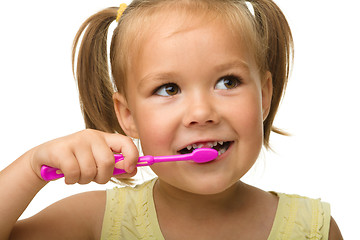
103, 133, 139, 173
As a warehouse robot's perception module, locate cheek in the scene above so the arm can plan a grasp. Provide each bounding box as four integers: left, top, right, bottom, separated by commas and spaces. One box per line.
133, 104, 178, 155
226, 91, 264, 136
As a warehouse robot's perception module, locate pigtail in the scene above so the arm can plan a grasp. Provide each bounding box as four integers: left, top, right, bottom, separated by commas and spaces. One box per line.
72, 8, 124, 134
248, 0, 294, 147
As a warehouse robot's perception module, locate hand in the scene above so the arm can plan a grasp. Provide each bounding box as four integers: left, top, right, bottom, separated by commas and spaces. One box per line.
29, 129, 138, 184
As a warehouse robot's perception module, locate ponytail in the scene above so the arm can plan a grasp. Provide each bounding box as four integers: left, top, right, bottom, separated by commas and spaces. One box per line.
248, 0, 294, 148
72, 7, 124, 134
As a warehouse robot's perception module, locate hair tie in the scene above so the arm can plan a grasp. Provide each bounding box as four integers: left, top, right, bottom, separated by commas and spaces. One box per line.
245, 1, 255, 17
116, 3, 127, 22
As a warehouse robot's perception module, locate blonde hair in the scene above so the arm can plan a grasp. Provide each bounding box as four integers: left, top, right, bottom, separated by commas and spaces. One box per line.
72, 0, 293, 148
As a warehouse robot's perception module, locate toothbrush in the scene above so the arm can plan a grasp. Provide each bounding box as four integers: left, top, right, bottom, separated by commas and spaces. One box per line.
41, 148, 218, 181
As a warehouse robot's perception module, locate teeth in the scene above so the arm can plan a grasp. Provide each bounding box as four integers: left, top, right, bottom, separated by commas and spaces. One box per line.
192, 143, 204, 149
218, 148, 226, 155
181, 141, 229, 157
184, 141, 226, 151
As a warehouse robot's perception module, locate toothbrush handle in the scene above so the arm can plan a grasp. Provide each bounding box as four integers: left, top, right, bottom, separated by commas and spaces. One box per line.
40, 165, 64, 181
40, 154, 155, 181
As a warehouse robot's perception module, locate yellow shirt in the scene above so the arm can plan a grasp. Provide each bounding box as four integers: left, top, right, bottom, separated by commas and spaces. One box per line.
101, 178, 330, 240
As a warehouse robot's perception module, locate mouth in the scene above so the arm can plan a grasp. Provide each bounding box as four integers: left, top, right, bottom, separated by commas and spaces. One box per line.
178, 141, 233, 156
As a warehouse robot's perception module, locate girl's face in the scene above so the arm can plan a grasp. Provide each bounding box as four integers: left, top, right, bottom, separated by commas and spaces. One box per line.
115, 13, 272, 195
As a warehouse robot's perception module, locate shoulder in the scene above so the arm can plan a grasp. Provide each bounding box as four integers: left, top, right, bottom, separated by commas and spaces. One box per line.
43, 190, 107, 238
12, 190, 106, 240
271, 192, 340, 239
329, 216, 343, 240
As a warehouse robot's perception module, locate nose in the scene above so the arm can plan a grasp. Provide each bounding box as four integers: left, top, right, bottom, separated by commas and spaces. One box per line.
182, 92, 220, 127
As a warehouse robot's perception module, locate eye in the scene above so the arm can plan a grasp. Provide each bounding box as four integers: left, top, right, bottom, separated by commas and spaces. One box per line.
215, 75, 242, 90
154, 83, 180, 96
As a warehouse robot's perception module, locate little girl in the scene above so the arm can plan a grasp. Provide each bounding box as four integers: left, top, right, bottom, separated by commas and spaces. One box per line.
0, 0, 343, 239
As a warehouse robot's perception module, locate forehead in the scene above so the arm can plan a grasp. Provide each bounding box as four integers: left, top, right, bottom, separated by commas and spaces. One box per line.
124, 3, 257, 63
132, 9, 256, 62
141, 13, 249, 61
113, 2, 261, 96
126, 12, 262, 96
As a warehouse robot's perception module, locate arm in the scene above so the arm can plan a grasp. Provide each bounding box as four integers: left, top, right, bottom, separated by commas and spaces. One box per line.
0, 150, 47, 240
0, 129, 138, 239
10, 191, 106, 240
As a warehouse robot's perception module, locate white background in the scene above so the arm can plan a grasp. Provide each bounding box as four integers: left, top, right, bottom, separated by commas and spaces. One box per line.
0, 0, 359, 238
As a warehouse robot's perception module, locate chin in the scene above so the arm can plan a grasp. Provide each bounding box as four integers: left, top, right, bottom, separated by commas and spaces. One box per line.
180, 176, 239, 196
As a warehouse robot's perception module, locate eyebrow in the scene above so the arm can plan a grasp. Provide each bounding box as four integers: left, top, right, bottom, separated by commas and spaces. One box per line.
138, 72, 178, 90
214, 59, 250, 72
138, 59, 250, 88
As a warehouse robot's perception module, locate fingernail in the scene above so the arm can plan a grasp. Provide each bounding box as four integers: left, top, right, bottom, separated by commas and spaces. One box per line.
114, 162, 122, 169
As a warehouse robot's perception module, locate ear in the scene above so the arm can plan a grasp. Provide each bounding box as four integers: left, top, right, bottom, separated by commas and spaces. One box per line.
261, 71, 273, 121
113, 92, 139, 138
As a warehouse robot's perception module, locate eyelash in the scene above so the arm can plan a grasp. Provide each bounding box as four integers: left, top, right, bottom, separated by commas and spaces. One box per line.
153, 83, 180, 97
153, 75, 242, 97
215, 75, 242, 90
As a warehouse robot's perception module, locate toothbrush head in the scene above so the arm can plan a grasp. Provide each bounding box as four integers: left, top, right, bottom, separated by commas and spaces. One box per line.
191, 148, 218, 163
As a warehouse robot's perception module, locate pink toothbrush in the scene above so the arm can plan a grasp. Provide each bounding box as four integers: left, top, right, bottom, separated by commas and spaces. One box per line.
41, 148, 218, 181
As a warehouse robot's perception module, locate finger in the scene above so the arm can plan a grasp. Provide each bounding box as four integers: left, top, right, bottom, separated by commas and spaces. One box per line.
91, 140, 116, 184
31, 138, 70, 179
58, 152, 81, 185
104, 133, 139, 174
75, 149, 97, 184
113, 168, 138, 179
